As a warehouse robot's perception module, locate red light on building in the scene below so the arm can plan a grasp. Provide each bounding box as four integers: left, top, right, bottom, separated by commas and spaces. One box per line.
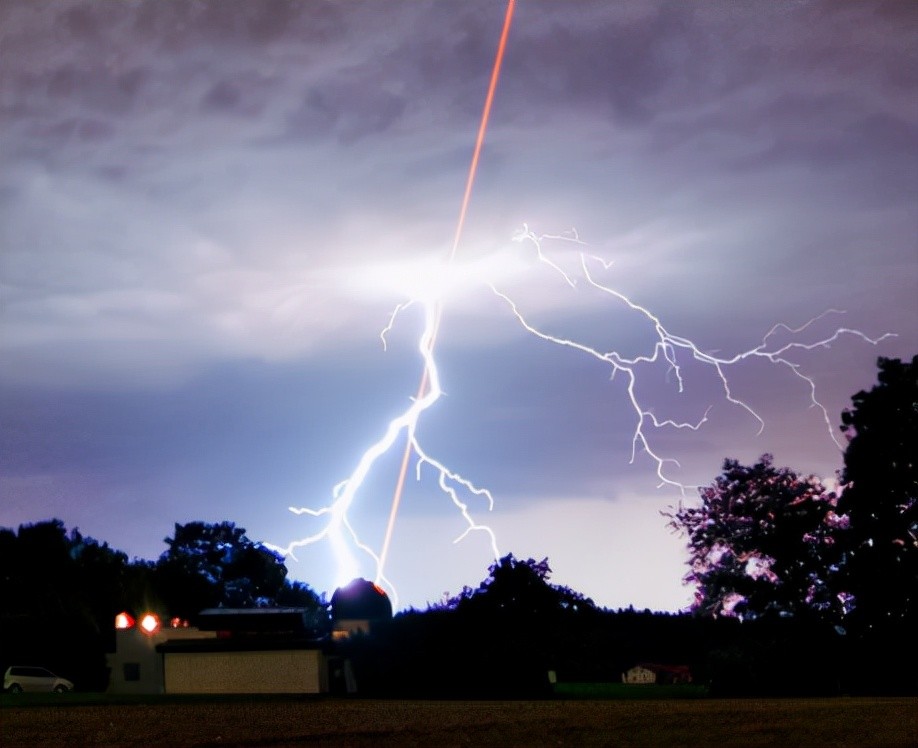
139, 613, 161, 635
115, 611, 135, 630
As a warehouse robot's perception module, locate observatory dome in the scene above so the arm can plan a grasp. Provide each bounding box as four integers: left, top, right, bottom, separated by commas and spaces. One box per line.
331, 578, 393, 622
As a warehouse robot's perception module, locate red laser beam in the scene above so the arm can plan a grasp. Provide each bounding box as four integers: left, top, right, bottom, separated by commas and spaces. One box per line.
376, 0, 516, 581
268, 0, 893, 607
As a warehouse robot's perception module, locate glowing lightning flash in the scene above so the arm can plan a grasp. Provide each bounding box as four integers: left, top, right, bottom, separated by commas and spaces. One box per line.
497, 227, 895, 489
268, 0, 516, 607
269, 226, 895, 608
271, 299, 500, 606
267, 0, 894, 606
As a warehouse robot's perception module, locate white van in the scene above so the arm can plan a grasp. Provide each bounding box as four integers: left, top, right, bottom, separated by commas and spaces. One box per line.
4, 666, 74, 693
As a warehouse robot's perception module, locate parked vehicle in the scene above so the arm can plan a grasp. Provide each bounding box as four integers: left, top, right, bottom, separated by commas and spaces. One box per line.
4, 666, 74, 693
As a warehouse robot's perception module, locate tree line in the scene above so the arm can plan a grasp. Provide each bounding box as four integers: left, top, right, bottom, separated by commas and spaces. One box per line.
347, 356, 916, 696
1, 356, 914, 695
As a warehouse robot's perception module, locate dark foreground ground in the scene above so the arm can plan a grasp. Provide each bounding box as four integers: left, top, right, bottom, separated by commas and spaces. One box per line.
3, 696, 916, 746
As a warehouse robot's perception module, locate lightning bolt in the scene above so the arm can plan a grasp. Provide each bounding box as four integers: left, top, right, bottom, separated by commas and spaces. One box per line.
267, 1, 895, 608
495, 227, 895, 491
268, 225, 894, 607
269, 300, 499, 605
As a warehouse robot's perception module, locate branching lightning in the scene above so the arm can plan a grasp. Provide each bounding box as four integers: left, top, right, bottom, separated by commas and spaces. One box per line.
496, 227, 895, 489
269, 300, 499, 603
267, 0, 895, 608
269, 225, 894, 607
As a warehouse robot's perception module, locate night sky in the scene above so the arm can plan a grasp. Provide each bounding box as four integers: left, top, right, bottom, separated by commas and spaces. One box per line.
2, 0, 916, 612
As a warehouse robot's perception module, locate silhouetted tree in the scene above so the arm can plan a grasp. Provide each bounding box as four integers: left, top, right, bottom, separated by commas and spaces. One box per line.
276, 579, 326, 609
448, 554, 594, 617
345, 555, 597, 697
835, 356, 917, 637
439, 555, 596, 695
0, 520, 137, 690
7, 519, 76, 617
153, 521, 324, 620
0, 527, 16, 606
670, 456, 842, 621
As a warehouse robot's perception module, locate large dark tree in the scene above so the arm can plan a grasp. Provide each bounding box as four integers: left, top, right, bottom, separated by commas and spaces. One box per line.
670, 455, 842, 622
0, 520, 137, 690
1, 520, 135, 628
152, 521, 326, 622
153, 521, 287, 617
835, 356, 918, 636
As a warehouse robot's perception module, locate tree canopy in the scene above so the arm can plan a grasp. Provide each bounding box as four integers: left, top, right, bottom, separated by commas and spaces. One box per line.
153, 521, 324, 619
835, 355, 918, 636
445, 554, 595, 618
0, 520, 137, 689
670, 455, 842, 622
670, 355, 917, 639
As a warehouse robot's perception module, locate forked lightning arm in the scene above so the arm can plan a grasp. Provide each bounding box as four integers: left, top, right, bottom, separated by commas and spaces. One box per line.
268, 300, 500, 608
267, 0, 894, 606
268, 227, 894, 608
497, 228, 895, 488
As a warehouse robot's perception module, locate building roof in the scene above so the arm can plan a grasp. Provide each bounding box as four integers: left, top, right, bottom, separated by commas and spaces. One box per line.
156, 636, 325, 654
195, 608, 318, 635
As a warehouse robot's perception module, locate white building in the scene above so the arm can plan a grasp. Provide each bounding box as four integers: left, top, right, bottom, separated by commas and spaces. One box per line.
107, 609, 328, 695
106, 581, 393, 695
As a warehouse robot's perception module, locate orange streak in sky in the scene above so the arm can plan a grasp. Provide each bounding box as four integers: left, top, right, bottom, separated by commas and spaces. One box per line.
377, 0, 516, 580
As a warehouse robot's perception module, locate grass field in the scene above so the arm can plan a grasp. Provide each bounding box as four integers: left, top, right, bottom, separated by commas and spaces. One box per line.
3, 693, 916, 746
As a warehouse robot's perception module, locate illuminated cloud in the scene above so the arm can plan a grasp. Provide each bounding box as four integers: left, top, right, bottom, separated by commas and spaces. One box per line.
0, 1, 914, 610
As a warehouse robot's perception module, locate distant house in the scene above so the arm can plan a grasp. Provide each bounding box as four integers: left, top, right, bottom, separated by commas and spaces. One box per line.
622, 663, 692, 685
622, 665, 657, 684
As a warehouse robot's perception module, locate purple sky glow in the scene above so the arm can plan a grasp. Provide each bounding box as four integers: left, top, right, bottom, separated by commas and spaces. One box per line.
1, 0, 916, 611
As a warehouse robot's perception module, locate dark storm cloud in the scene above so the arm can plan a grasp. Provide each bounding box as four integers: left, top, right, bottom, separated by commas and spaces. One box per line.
501, 5, 691, 125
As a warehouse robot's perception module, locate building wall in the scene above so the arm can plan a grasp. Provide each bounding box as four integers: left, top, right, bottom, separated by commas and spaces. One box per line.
163, 649, 326, 694
107, 629, 163, 694
108, 628, 216, 695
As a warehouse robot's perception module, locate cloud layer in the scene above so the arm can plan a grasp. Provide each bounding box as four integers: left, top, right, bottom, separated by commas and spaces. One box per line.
1, 0, 915, 609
